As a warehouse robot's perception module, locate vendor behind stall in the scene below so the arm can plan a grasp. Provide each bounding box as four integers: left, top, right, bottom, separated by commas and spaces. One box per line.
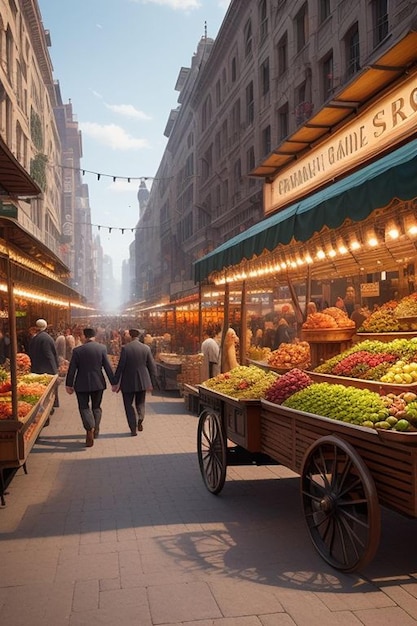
201, 329, 220, 380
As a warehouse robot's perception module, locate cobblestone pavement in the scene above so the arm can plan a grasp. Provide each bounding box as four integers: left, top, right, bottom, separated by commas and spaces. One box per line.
1, 386, 417, 625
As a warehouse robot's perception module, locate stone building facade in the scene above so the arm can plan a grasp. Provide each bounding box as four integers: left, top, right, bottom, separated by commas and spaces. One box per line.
129, 0, 417, 308
0, 0, 97, 306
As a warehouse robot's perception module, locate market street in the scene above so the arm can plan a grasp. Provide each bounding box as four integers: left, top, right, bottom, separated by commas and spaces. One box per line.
1, 386, 417, 625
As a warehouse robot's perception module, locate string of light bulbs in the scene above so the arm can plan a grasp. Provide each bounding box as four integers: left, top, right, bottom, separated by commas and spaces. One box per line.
57, 164, 173, 183
77, 222, 159, 234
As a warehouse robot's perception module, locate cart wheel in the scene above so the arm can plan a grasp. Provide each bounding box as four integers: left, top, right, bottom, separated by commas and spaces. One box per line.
301, 435, 381, 572
197, 409, 227, 494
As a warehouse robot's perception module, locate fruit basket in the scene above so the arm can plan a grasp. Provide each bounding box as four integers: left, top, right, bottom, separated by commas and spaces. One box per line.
301, 327, 356, 342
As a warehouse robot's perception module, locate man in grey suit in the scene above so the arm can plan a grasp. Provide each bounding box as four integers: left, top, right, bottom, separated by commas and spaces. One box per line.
112, 328, 158, 436
65, 327, 115, 447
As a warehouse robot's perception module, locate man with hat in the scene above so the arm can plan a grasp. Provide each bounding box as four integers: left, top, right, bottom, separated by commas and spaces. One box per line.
112, 328, 158, 436
28, 319, 59, 410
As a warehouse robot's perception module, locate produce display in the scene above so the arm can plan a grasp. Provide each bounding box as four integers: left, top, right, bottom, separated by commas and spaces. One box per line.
265, 368, 312, 404
266, 341, 310, 369
359, 292, 417, 332
201, 365, 277, 399
0, 369, 53, 420
247, 346, 272, 361
281, 382, 417, 431
302, 307, 355, 329
314, 338, 417, 382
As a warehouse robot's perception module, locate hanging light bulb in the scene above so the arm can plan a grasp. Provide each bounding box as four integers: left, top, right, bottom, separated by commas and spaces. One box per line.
385, 219, 400, 240
404, 213, 417, 237
316, 248, 326, 260
337, 237, 348, 254
350, 234, 361, 251
365, 227, 378, 247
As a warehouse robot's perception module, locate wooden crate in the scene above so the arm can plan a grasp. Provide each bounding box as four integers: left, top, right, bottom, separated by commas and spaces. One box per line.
260, 399, 417, 518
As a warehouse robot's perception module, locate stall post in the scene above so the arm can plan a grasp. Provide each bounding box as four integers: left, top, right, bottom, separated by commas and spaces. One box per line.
240, 280, 247, 364
220, 281, 230, 373
5, 252, 18, 419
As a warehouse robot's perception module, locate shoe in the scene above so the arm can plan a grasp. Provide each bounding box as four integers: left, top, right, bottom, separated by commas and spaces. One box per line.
138, 422, 143, 432
94, 429, 99, 439
130, 430, 138, 437
86, 429, 94, 447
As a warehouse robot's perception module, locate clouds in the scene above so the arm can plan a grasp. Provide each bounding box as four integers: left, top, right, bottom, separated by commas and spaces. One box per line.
105, 103, 151, 121
79, 122, 149, 150
130, 0, 202, 9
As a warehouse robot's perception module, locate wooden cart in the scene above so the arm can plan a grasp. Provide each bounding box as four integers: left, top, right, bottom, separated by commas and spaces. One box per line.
0, 374, 58, 505
197, 382, 417, 572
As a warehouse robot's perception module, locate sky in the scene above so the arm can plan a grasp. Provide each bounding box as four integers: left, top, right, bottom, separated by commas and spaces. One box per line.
37, 0, 231, 280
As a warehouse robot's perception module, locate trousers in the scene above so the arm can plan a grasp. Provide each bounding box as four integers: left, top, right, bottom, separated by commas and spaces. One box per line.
122, 390, 146, 432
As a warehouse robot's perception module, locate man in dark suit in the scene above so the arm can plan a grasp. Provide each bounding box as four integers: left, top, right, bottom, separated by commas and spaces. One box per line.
65, 327, 115, 447
28, 318, 59, 410
112, 328, 158, 436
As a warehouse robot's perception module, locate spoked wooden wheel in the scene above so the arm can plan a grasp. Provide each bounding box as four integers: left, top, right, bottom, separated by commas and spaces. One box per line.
197, 409, 227, 494
301, 435, 381, 572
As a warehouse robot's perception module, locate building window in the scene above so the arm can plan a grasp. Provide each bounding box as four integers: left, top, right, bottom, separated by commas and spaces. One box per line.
233, 158, 242, 189
231, 56, 237, 82
259, 0, 268, 43
231, 99, 241, 139
345, 23, 360, 78
260, 57, 270, 96
215, 79, 221, 107
295, 3, 308, 53
215, 131, 221, 160
244, 19, 252, 57
247, 146, 255, 172
247, 146, 256, 186
322, 52, 334, 100
294, 82, 314, 126
277, 32, 288, 76
278, 102, 289, 140
319, 0, 331, 23
372, 0, 388, 47
262, 125, 271, 157
246, 81, 254, 125
201, 95, 212, 132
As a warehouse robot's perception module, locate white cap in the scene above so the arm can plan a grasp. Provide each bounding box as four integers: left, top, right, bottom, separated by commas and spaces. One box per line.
36, 319, 47, 330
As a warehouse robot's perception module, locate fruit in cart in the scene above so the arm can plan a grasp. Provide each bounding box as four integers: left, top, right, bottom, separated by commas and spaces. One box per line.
16, 352, 31, 373
265, 368, 312, 404
266, 341, 310, 369
314, 338, 417, 382
380, 361, 417, 384
282, 382, 416, 430
201, 365, 277, 399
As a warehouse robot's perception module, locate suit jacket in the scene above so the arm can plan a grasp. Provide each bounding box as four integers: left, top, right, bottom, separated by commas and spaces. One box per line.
66, 340, 115, 392
114, 338, 157, 393
28, 330, 59, 374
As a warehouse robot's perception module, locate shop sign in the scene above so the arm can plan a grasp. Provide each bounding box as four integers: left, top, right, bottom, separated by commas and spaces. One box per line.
360, 282, 380, 297
265, 70, 417, 214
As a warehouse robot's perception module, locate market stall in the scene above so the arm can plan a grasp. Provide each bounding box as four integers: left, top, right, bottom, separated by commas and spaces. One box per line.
192, 34, 417, 571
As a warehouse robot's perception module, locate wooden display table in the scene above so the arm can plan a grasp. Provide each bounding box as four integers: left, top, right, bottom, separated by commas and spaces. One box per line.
301, 328, 356, 368
0, 374, 57, 505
